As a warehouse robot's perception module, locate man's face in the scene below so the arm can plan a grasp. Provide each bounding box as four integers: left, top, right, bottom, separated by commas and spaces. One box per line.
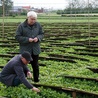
22, 57, 30, 65
27, 16, 36, 25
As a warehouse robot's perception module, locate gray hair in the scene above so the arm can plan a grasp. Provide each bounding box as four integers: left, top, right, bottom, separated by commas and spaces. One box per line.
27, 11, 37, 18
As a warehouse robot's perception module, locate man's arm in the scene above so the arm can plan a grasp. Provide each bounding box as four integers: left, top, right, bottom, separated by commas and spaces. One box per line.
14, 65, 40, 92
15, 24, 29, 44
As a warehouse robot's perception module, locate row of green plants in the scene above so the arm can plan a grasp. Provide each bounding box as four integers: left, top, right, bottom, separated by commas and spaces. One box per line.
0, 84, 71, 98
0, 22, 98, 97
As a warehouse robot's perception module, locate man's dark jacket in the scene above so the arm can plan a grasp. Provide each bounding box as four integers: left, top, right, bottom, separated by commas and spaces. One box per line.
0, 55, 33, 89
15, 20, 44, 54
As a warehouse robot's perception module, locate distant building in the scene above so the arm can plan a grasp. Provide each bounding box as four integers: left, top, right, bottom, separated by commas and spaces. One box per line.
12, 6, 31, 12
13, 6, 45, 13
22, 6, 31, 11
9, 6, 31, 15
9, 6, 45, 16
31, 7, 44, 13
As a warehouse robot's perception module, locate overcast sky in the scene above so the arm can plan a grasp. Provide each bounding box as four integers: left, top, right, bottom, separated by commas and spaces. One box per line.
12, 0, 68, 9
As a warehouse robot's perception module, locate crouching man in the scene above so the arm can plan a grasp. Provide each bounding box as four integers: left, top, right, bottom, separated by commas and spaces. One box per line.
0, 51, 40, 93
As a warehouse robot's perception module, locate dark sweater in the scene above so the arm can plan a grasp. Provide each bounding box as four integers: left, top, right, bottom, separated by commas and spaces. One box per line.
0, 55, 33, 89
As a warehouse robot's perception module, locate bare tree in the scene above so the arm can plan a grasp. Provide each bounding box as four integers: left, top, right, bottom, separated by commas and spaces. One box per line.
1, 0, 13, 15
64, 0, 98, 14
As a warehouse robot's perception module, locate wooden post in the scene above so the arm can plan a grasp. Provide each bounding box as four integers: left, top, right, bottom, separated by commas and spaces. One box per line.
2, 0, 4, 40
88, 0, 90, 46
72, 91, 76, 98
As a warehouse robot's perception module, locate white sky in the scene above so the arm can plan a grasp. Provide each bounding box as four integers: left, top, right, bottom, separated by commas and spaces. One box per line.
12, 0, 68, 9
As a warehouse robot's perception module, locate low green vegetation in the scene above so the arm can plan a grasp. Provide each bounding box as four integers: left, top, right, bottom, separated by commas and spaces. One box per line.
0, 15, 98, 97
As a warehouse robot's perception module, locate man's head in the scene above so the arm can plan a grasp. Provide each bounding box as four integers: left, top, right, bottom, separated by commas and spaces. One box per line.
21, 51, 33, 64
27, 11, 37, 25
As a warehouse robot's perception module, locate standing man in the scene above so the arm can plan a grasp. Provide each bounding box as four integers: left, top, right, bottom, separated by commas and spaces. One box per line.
0, 51, 40, 92
15, 11, 44, 82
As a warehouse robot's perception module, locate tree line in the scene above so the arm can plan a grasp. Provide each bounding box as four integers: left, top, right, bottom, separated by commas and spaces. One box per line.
57, 0, 98, 14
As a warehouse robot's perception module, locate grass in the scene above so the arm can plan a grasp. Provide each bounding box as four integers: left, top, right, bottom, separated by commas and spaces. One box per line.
0, 13, 98, 23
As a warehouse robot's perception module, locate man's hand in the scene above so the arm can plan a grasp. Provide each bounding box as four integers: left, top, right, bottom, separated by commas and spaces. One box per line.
33, 37, 38, 42
32, 87, 40, 92
27, 72, 32, 78
29, 38, 34, 42
29, 37, 38, 42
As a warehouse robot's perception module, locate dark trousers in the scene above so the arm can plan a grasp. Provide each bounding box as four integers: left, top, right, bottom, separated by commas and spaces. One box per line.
12, 76, 21, 86
12, 71, 27, 86
30, 54, 39, 82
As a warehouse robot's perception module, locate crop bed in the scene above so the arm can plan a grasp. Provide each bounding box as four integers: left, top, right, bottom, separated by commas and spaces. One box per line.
0, 22, 98, 98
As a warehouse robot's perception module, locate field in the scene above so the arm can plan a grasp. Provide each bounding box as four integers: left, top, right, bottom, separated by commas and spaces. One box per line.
0, 13, 98, 98
0, 13, 98, 23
